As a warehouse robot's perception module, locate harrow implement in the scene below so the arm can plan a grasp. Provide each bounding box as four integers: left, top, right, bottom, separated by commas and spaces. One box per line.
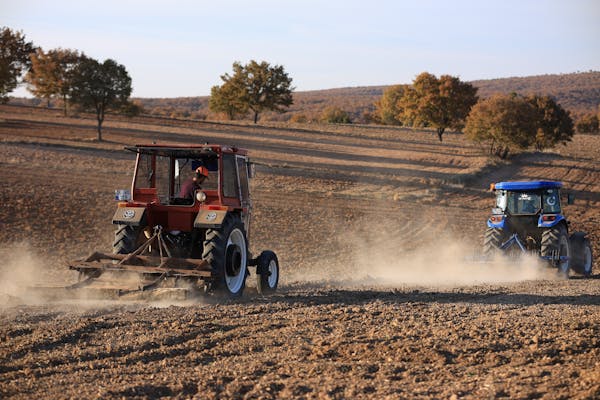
66, 226, 212, 297
70, 227, 210, 286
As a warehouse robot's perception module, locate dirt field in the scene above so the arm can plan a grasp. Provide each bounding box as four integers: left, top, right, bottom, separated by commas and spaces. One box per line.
1, 105, 599, 399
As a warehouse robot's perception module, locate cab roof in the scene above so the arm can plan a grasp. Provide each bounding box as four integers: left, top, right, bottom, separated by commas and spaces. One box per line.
125, 143, 248, 158
494, 181, 563, 190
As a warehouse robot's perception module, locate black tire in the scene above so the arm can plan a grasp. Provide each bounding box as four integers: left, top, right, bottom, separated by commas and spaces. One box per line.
113, 224, 142, 254
570, 234, 593, 277
256, 250, 279, 295
541, 225, 570, 277
483, 228, 506, 257
203, 213, 248, 297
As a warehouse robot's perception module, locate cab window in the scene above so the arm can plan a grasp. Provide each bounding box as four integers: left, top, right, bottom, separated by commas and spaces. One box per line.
134, 154, 170, 200
542, 188, 561, 213
506, 192, 541, 214
222, 154, 239, 198
236, 156, 250, 202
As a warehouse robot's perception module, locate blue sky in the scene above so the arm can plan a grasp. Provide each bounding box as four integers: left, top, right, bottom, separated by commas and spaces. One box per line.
3, 0, 599, 98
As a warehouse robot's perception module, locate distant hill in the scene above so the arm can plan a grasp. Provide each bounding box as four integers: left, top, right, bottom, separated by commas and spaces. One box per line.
10, 71, 599, 123
470, 72, 600, 118
135, 71, 599, 123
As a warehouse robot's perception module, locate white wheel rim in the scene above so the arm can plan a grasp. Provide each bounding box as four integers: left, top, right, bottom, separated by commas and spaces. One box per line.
225, 228, 247, 293
267, 259, 278, 288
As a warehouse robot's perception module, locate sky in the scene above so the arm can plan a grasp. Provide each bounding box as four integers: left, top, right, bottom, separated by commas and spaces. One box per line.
2, 0, 600, 98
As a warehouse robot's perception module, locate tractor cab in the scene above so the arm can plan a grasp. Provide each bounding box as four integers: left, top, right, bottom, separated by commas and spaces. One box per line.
488, 181, 566, 238
121, 144, 250, 208
494, 187, 562, 215
113, 144, 253, 235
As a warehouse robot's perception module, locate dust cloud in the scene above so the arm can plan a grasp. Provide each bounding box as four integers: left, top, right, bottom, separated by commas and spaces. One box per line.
285, 214, 560, 287
0, 242, 48, 306
353, 238, 558, 287
0, 243, 201, 308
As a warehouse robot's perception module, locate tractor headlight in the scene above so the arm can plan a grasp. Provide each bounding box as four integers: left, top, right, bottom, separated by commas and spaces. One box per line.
195, 191, 207, 203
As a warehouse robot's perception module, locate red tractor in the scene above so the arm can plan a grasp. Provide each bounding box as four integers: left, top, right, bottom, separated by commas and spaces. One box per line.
70, 143, 279, 298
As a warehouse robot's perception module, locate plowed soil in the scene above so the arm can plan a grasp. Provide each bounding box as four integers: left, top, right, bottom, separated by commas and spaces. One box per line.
1, 105, 599, 399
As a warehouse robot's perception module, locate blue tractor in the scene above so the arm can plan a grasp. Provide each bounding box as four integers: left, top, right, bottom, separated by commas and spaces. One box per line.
484, 181, 593, 277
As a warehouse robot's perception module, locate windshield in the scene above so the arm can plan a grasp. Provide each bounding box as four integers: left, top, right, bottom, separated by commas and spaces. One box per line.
134, 154, 218, 203
497, 190, 541, 214
174, 158, 218, 194
496, 189, 561, 215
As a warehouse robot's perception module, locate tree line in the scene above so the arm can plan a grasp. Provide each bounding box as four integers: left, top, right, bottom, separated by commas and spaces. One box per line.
1, 26, 295, 139
373, 72, 593, 158
1, 27, 134, 140
2, 25, 597, 153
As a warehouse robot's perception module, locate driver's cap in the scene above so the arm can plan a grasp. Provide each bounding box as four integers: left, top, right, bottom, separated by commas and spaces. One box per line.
195, 166, 209, 179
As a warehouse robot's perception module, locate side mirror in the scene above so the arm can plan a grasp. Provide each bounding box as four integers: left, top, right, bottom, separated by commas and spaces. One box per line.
567, 193, 575, 205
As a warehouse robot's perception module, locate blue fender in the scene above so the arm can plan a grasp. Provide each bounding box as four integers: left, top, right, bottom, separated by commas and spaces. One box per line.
487, 218, 506, 229
538, 214, 566, 228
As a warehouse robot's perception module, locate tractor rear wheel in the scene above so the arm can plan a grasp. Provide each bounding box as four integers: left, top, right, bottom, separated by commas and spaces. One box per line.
203, 214, 248, 297
570, 235, 593, 277
483, 228, 506, 257
256, 250, 279, 295
541, 225, 571, 277
113, 225, 142, 254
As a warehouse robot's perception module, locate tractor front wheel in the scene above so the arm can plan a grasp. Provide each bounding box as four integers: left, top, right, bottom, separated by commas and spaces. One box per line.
570, 234, 593, 277
203, 214, 248, 297
541, 225, 571, 277
256, 250, 279, 295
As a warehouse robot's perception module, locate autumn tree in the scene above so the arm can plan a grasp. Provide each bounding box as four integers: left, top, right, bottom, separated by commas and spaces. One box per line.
526, 94, 574, 150
69, 57, 132, 141
464, 94, 539, 158
120, 100, 144, 117
210, 60, 293, 123
25, 48, 83, 115
0, 27, 36, 102
320, 106, 352, 124
244, 60, 294, 123
374, 84, 407, 125
398, 72, 478, 141
575, 113, 599, 133
209, 69, 248, 120
289, 113, 309, 123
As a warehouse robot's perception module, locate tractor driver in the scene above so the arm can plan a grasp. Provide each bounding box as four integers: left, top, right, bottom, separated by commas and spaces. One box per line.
179, 166, 209, 200
520, 195, 539, 214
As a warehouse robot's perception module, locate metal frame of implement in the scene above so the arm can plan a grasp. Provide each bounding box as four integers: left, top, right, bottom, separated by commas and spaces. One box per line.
67, 226, 211, 293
